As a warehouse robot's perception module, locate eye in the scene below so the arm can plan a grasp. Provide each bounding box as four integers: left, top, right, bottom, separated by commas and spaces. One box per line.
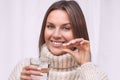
46, 25, 55, 29
62, 26, 71, 31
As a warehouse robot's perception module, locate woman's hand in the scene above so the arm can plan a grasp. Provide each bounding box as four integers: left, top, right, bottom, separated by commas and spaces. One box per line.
20, 65, 43, 80
62, 38, 91, 65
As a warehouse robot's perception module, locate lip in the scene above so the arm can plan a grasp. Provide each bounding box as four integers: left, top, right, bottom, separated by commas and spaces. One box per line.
50, 40, 65, 47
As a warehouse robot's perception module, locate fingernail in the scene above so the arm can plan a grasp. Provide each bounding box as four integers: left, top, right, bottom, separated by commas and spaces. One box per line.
40, 73, 44, 75
37, 67, 41, 70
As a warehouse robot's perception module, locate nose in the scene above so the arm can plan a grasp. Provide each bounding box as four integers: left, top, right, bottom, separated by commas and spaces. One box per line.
52, 28, 62, 39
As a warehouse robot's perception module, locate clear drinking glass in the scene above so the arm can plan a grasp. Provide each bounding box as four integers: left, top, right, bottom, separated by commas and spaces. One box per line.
30, 57, 50, 80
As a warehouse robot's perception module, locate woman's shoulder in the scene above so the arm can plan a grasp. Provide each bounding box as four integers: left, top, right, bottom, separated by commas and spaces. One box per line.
77, 62, 109, 80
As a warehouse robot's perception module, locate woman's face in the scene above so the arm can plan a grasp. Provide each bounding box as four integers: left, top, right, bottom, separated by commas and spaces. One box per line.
44, 10, 74, 55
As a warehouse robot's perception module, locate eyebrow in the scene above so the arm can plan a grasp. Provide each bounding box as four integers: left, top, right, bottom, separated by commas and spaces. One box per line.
46, 22, 71, 26
46, 22, 54, 25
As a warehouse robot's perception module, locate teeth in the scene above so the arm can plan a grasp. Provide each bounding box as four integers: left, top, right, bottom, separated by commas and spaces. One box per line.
54, 41, 62, 44
52, 41, 63, 46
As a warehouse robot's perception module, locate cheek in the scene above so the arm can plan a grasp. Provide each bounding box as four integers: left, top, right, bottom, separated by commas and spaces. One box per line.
63, 32, 74, 40
44, 29, 52, 41
44, 30, 48, 41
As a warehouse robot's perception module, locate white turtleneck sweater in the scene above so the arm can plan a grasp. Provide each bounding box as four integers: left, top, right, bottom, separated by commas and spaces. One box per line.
9, 44, 108, 80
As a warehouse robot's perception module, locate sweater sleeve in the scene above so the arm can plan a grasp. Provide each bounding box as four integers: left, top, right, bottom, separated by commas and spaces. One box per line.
77, 62, 109, 80
8, 58, 30, 80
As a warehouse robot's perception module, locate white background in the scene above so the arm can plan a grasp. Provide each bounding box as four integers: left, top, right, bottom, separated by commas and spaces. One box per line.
0, 0, 120, 80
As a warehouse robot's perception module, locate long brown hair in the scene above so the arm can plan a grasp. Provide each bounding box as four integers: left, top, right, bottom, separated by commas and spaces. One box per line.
39, 0, 89, 53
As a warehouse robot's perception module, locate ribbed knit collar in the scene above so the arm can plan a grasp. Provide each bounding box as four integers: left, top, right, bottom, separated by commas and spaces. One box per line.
40, 44, 79, 71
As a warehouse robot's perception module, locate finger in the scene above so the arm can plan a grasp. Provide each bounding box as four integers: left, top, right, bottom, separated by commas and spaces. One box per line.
22, 66, 43, 75
75, 39, 90, 49
69, 38, 84, 44
22, 66, 31, 75
23, 66, 30, 70
30, 70, 43, 76
62, 48, 76, 57
24, 65, 39, 71
62, 38, 84, 47
21, 69, 31, 75
80, 39, 90, 45
20, 75, 32, 80
22, 69, 43, 76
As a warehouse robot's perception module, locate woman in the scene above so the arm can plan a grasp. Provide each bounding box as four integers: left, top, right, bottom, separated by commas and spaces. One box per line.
9, 0, 108, 80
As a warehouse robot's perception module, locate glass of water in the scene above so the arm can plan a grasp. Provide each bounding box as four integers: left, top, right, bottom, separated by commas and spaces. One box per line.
30, 57, 50, 80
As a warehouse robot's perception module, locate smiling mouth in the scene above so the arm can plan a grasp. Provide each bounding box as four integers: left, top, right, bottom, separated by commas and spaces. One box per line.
50, 40, 65, 47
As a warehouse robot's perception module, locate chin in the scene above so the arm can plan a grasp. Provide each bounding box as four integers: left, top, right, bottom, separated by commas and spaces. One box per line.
49, 49, 65, 56
46, 44, 66, 56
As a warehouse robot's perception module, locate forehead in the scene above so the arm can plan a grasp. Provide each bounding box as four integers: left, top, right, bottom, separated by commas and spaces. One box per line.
47, 10, 70, 23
